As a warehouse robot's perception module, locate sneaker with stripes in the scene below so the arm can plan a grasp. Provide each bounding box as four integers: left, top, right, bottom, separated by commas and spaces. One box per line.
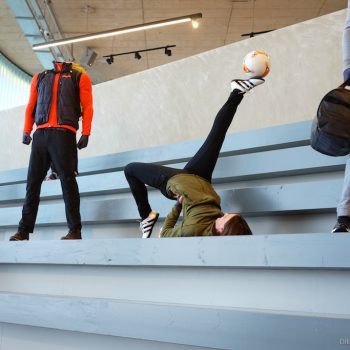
140, 211, 159, 238
231, 78, 265, 93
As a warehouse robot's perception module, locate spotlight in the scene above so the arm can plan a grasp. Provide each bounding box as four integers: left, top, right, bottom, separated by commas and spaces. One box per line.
191, 19, 199, 29
165, 47, 172, 56
80, 47, 98, 67
134, 52, 141, 60
106, 56, 114, 64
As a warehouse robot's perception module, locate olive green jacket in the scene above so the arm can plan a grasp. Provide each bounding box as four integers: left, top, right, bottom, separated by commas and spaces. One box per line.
161, 174, 223, 237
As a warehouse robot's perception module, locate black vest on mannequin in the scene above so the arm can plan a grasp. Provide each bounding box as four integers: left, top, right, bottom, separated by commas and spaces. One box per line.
34, 62, 82, 130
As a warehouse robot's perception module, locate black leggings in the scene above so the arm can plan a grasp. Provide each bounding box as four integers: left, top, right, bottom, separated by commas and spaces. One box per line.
124, 90, 244, 219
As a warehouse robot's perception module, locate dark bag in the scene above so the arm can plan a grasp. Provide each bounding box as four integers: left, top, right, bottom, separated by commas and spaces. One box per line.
310, 79, 350, 156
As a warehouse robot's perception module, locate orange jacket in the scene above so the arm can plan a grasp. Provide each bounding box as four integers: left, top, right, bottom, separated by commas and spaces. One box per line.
24, 62, 93, 135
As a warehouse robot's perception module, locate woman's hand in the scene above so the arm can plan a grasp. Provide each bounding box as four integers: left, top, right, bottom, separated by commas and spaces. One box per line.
176, 195, 183, 205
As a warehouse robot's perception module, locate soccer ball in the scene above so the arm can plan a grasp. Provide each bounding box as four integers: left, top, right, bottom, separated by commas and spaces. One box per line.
243, 50, 271, 78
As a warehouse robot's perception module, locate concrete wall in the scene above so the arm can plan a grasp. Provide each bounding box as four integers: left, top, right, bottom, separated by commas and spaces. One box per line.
0, 10, 345, 171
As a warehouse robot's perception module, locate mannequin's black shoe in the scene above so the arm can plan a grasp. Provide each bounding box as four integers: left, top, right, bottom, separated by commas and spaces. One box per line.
61, 229, 82, 240
9, 231, 29, 241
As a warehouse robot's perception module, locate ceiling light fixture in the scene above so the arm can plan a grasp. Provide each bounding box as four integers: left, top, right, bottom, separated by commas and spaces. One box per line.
103, 45, 176, 64
32, 13, 202, 51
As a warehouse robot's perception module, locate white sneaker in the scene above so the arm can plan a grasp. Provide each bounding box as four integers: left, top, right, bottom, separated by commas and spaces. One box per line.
140, 211, 159, 238
231, 78, 265, 93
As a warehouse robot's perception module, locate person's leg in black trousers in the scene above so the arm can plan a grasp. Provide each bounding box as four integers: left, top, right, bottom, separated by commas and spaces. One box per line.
48, 129, 82, 239
125, 163, 185, 238
124, 163, 185, 219
184, 89, 244, 181
184, 77, 266, 180
11, 130, 51, 240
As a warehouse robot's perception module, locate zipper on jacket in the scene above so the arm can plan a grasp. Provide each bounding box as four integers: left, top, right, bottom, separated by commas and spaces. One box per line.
44, 71, 54, 124
45, 71, 56, 123
57, 70, 62, 125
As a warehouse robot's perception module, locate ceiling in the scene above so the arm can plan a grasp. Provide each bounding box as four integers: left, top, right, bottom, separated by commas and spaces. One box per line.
0, 0, 347, 83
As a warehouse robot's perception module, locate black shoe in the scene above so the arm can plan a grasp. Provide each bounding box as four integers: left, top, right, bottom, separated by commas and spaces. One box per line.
61, 229, 82, 240
332, 222, 350, 233
9, 231, 29, 241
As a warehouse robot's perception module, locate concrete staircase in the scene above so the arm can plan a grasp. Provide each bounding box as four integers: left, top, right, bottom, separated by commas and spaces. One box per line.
0, 120, 349, 349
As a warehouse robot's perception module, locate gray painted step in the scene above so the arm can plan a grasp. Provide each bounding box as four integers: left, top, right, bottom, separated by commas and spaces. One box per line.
0, 178, 343, 228
0, 145, 346, 204
0, 291, 348, 350
0, 120, 313, 186
1, 234, 350, 269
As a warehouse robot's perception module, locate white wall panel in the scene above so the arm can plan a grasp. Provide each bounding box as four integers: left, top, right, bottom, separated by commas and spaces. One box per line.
0, 10, 346, 171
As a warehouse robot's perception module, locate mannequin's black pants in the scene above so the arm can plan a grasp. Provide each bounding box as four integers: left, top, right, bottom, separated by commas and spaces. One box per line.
18, 128, 81, 233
